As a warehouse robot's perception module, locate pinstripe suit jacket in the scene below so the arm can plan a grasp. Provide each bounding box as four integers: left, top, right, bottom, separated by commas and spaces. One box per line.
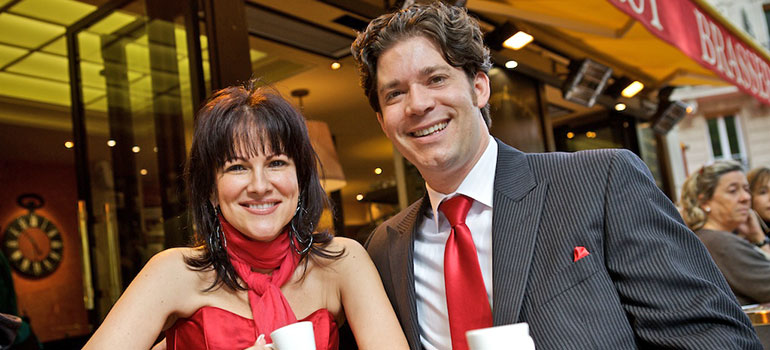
365, 139, 761, 349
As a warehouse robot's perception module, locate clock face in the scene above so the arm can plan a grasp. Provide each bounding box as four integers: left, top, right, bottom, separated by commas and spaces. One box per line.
2, 212, 63, 278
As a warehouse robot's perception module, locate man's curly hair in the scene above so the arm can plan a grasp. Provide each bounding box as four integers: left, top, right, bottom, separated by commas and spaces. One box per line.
350, 1, 492, 126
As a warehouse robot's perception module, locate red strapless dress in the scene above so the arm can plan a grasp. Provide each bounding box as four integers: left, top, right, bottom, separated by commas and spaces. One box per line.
165, 307, 339, 350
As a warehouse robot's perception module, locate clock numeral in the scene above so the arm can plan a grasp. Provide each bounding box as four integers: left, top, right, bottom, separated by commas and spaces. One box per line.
49, 251, 61, 261
32, 262, 42, 276
50, 240, 63, 249
17, 218, 28, 230
29, 214, 38, 228
40, 219, 50, 232
19, 258, 30, 272
5, 240, 18, 249
7, 227, 20, 237
42, 259, 53, 270
47, 229, 59, 238
9, 251, 22, 261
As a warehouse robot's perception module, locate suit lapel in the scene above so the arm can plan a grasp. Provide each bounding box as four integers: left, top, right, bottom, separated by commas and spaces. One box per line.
385, 197, 428, 349
491, 140, 548, 325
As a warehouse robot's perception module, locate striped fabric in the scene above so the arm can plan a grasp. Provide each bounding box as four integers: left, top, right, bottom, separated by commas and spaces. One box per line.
364, 139, 761, 350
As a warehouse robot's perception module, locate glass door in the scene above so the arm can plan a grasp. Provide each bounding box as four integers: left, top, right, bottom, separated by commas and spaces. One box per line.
67, 0, 205, 320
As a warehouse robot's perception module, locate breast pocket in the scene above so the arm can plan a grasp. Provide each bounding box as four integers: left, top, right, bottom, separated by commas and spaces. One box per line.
528, 252, 602, 309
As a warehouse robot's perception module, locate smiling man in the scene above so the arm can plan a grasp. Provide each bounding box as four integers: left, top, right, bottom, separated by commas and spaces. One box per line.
350, 2, 761, 350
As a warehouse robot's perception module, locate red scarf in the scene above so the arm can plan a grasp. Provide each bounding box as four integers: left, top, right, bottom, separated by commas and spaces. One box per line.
219, 215, 300, 341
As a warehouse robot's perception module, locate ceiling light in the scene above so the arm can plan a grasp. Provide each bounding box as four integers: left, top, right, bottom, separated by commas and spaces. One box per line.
140, 169, 148, 175
621, 81, 644, 98
107, 139, 116, 147
485, 21, 530, 51
356, 194, 364, 201
504, 60, 518, 69
64, 141, 74, 149
330, 61, 341, 70
566, 132, 574, 139
503, 31, 534, 50
614, 103, 627, 111
374, 167, 383, 175
132, 146, 140, 153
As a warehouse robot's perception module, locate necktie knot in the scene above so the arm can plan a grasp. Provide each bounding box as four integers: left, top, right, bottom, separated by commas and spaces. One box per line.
440, 194, 473, 227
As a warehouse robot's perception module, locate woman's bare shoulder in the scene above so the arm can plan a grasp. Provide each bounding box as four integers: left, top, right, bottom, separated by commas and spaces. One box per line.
314, 237, 370, 270
144, 247, 216, 287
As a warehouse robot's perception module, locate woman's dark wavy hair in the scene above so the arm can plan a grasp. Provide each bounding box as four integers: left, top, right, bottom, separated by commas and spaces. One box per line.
184, 80, 342, 291
350, 1, 492, 126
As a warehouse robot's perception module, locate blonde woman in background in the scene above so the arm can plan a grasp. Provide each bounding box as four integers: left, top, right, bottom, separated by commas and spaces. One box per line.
681, 160, 770, 305
748, 167, 770, 233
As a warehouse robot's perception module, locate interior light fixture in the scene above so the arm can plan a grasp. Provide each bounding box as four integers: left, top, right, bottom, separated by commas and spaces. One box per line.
374, 167, 383, 175
614, 103, 627, 111
132, 146, 140, 153
107, 139, 116, 147
561, 58, 612, 107
140, 169, 148, 175
356, 194, 364, 201
621, 81, 644, 98
685, 102, 697, 114
485, 21, 533, 51
503, 31, 534, 50
566, 132, 574, 139
64, 141, 74, 149
330, 61, 341, 70
504, 60, 518, 69
291, 88, 347, 192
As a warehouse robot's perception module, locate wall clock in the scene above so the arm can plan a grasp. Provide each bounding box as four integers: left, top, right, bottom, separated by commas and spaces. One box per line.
2, 194, 63, 278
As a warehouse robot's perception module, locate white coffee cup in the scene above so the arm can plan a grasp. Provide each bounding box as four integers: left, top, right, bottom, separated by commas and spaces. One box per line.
465, 322, 535, 350
265, 321, 316, 350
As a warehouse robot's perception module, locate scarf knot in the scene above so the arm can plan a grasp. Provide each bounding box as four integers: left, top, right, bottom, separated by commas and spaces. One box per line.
219, 215, 301, 340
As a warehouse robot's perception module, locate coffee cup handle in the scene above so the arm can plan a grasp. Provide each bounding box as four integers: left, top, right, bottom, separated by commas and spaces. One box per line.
264, 344, 276, 350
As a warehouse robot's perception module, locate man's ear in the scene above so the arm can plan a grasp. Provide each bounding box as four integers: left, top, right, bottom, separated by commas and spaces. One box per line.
472, 71, 491, 108
376, 111, 386, 131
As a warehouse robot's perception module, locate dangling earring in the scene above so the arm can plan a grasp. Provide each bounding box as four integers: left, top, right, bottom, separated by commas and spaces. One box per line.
290, 195, 312, 255
290, 221, 314, 255
208, 204, 227, 257
703, 206, 711, 214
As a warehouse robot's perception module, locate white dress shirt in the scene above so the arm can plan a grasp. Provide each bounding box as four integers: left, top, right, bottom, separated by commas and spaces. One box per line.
414, 135, 497, 350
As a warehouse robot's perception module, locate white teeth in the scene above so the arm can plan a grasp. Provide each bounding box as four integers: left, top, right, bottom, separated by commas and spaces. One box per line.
412, 121, 448, 137
248, 203, 276, 210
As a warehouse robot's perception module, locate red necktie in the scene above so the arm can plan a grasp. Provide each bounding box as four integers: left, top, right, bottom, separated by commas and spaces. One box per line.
441, 195, 493, 350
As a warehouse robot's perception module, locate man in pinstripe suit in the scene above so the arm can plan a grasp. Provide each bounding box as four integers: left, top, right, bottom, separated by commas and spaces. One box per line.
349, 2, 761, 349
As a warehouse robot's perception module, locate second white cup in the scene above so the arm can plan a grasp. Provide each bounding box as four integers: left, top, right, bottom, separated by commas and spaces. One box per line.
465, 322, 535, 350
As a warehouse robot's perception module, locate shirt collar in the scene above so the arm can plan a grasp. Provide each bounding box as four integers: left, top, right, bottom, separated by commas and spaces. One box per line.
425, 135, 497, 223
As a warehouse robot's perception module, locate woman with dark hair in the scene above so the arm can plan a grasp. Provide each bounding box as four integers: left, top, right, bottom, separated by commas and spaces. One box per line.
84, 82, 408, 350
681, 160, 770, 305
748, 167, 770, 232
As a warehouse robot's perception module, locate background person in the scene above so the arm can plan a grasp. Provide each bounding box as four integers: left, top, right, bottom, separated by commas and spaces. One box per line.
350, 2, 760, 349
681, 160, 770, 305
748, 167, 770, 232
84, 82, 407, 350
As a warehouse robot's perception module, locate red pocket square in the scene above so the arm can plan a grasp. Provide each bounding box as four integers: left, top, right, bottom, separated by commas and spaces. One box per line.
573, 246, 589, 262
